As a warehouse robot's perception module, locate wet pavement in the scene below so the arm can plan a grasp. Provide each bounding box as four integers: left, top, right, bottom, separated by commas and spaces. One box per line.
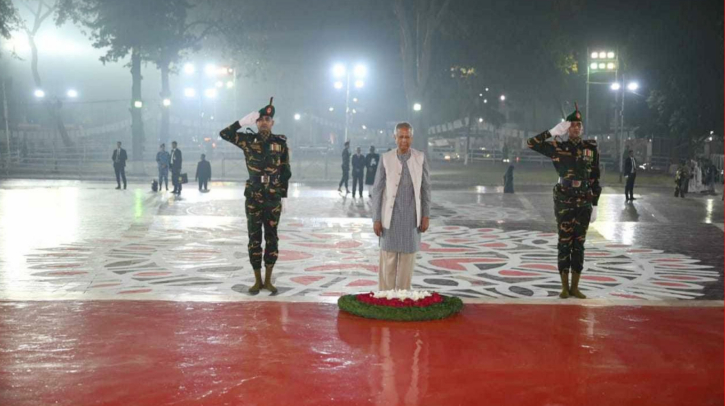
0, 179, 721, 302
0, 179, 722, 405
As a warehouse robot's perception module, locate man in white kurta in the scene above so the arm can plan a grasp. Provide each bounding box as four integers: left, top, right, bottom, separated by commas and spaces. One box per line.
372, 122, 431, 290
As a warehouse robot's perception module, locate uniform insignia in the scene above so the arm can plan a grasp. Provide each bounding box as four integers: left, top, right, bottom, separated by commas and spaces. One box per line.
584, 149, 593, 157
271, 143, 281, 152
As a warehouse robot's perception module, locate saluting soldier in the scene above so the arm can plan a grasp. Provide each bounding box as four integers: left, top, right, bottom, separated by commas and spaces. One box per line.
527, 105, 601, 299
219, 98, 292, 293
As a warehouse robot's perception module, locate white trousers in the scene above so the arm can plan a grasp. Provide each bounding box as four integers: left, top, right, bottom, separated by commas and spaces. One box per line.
379, 250, 415, 290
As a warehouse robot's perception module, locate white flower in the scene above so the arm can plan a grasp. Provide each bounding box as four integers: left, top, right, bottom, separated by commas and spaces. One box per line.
372, 289, 433, 301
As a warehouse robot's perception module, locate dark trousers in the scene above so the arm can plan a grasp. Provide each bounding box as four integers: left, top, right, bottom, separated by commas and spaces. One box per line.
625, 173, 636, 199
171, 169, 182, 193
114, 164, 126, 188
339, 167, 350, 190
352, 171, 364, 197
198, 178, 208, 190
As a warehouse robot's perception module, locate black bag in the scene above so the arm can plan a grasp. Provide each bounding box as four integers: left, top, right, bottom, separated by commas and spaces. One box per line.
151, 180, 158, 192
180, 173, 188, 184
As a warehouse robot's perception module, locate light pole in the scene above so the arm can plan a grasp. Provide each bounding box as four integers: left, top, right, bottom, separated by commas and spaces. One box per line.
611, 78, 641, 181
332, 63, 366, 143
586, 48, 618, 130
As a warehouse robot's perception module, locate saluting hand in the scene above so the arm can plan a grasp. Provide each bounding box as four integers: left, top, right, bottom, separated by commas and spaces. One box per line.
549, 121, 571, 137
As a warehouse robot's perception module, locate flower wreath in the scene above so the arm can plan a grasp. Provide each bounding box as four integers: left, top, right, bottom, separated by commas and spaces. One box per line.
338, 290, 463, 321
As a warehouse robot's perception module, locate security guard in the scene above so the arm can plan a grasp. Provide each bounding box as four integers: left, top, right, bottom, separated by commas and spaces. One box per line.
527, 105, 601, 299
219, 98, 292, 293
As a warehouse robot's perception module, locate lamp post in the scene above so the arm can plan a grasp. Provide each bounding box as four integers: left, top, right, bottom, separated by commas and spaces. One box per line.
586, 48, 619, 131
611, 78, 641, 181
333, 63, 366, 142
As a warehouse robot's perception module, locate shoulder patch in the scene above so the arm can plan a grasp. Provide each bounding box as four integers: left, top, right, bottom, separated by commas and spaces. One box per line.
274, 134, 287, 142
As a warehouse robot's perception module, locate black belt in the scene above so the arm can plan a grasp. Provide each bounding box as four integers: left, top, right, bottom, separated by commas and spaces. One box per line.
558, 178, 588, 188
248, 175, 278, 184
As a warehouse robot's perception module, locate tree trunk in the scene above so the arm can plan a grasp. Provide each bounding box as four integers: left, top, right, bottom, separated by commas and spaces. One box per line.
130, 47, 145, 167
27, 31, 73, 147
159, 62, 171, 145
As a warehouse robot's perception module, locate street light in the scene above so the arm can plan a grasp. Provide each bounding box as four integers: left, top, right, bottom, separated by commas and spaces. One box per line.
183, 63, 195, 74
204, 88, 217, 99
413, 103, 422, 112
353, 65, 367, 78
329, 107, 334, 112
162, 98, 171, 107
627, 82, 639, 91
610, 82, 621, 90
361, 125, 367, 130
478, 117, 483, 123
294, 113, 301, 120
483, 99, 488, 104
226, 81, 234, 89
332, 61, 368, 142
500, 95, 506, 101
204, 64, 217, 76
34, 89, 45, 98
133, 100, 143, 108
184, 88, 196, 98
66, 89, 78, 98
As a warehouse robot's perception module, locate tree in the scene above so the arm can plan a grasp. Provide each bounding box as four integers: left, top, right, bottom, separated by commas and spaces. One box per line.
58, 0, 190, 162
0, 0, 19, 41
624, 0, 723, 159
393, 0, 452, 150
16, 0, 74, 146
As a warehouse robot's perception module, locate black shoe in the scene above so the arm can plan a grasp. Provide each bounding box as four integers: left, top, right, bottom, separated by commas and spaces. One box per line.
115, 186, 121, 190
123, 186, 126, 190
630, 197, 636, 201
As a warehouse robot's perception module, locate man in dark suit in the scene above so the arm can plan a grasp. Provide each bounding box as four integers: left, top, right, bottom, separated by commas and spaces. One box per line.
351, 147, 366, 198
169, 141, 183, 195
624, 149, 637, 201
195, 154, 212, 192
111, 141, 127, 190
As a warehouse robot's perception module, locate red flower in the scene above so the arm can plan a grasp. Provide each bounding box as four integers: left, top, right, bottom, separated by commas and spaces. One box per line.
355, 292, 443, 308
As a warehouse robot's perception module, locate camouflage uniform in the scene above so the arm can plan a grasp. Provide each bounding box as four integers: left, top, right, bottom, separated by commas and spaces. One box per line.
527, 128, 601, 275
219, 121, 291, 270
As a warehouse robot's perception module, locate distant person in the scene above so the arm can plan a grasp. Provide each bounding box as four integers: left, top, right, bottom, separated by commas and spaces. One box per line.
195, 154, 212, 192
169, 141, 183, 195
338, 140, 350, 194
624, 149, 637, 201
365, 145, 380, 197
503, 165, 515, 193
156, 143, 170, 192
111, 141, 127, 190
675, 161, 689, 198
351, 147, 366, 198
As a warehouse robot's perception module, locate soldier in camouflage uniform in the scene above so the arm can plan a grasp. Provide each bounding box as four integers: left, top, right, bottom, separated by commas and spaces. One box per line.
527, 105, 601, 299
219, 98, 292, 293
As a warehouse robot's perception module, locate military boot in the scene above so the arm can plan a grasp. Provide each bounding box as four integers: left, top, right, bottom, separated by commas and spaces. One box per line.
558, 272, 570, 299
570, 272, 587, 299
248, 268, 263, 294
264, 265, 278, 293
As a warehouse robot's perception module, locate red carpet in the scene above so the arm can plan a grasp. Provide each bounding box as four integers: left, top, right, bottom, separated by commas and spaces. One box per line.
0, 301, 722, 405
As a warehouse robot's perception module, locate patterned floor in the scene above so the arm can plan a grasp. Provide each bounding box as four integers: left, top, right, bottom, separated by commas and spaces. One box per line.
16, 210, 718, 301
